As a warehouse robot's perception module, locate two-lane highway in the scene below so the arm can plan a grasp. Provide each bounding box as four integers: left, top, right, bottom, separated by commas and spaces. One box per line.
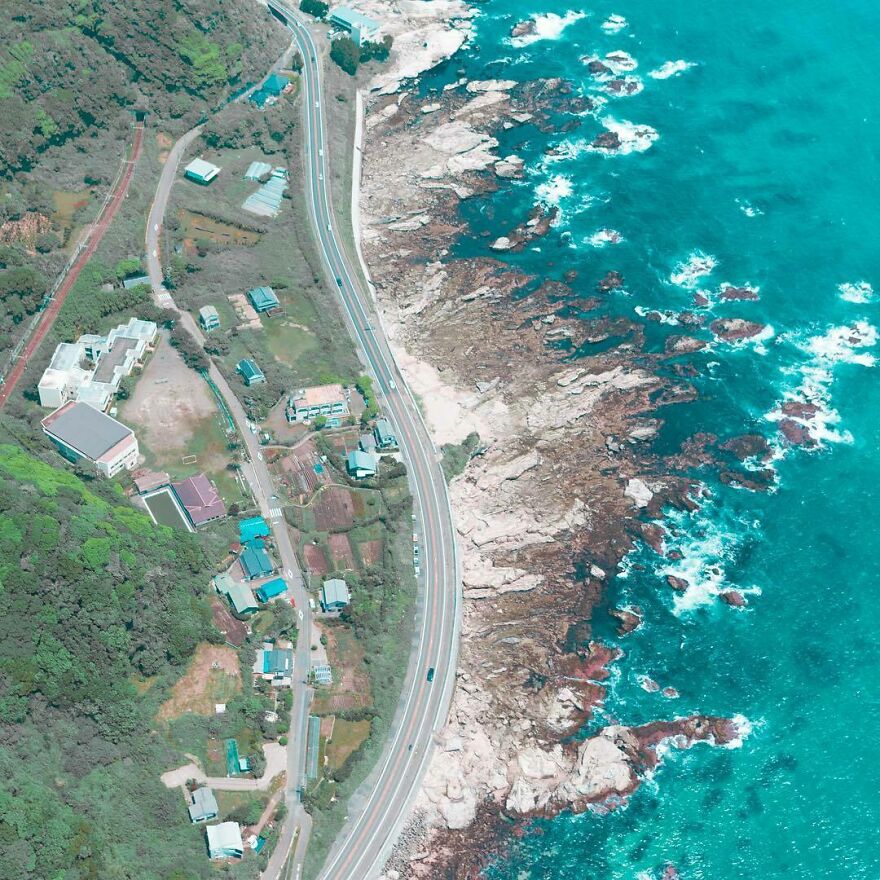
273, 6, 462, 878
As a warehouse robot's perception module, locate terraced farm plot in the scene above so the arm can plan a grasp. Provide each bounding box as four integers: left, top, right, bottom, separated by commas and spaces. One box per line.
304, 543, 329, 576
357, 539, 383, 567
313, 486, 356, 531
327, 533, 356, 571
312, 628, 372, 714
179, 208, 262, 249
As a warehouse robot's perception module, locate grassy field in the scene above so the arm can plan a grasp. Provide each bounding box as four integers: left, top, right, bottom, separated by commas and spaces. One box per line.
164, 97, 362, 420
157, 643, 242, 721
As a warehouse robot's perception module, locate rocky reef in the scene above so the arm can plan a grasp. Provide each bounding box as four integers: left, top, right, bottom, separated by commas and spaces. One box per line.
354, 15, 744, 878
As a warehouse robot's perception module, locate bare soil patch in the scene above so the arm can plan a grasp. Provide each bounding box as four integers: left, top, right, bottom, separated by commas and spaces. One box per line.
157, 643, 242, 721
313, 486, 356, 531
304, 543, 329, 576
121, 333, 217, 456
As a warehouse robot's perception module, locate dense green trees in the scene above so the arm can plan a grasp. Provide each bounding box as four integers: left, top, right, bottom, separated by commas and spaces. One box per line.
0, 445, 227, 879
329, 36, 395, 76
0, 0, 287, 176
299, 0, 329, 19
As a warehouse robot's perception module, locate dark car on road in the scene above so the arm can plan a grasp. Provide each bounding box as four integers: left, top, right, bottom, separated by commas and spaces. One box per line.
426, 667, 435, 682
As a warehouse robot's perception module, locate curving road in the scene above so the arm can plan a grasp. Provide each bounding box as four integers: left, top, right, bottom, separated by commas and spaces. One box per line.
270, 5, 462, 879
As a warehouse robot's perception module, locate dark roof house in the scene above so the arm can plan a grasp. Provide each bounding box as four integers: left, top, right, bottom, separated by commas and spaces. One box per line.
172, 474, 227, 527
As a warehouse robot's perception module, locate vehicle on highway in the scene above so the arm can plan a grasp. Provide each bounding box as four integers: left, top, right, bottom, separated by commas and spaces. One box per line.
426, 667, 435, 682
336, 277, 342, 285
389, 379, 397, 390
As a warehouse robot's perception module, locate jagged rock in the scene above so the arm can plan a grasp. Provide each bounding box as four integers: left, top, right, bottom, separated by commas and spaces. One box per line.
490, 236, 512, 251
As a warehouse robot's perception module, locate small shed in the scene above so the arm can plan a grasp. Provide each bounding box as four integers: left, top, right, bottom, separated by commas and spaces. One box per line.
206, 821, 243, 860
184, 157, 221, 185
237, 358, 265, 386
256, 577, 287, 603
199, 305, 220, 331
246, 286, 280, 313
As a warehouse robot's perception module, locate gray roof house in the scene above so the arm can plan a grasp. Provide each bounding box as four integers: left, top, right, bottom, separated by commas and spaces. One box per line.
188, 786, 219, 823
321, 578, 351, 611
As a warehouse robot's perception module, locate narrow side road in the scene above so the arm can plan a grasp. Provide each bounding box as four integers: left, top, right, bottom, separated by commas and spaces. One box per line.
0, 124, 144, 409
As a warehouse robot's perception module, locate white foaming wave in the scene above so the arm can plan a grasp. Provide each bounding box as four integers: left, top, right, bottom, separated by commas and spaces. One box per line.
670, 251, 717, 287
509, 11, 586, 47
736, 198, 764, 217
601, 14, 628, 33
535, 173, 573, 208
659, 503, 760, 615
635, 306, 679, 325
765, 321, 878, 449
587, 228, 624, 247
582, 50, 639, 78
838, 281, 874, 303
648, 60, 696, 79
723, 713, 755, 749
588, 117, 659, 155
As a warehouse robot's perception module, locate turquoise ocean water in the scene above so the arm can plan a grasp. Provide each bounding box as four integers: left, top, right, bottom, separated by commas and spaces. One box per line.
417, 1, 880, 877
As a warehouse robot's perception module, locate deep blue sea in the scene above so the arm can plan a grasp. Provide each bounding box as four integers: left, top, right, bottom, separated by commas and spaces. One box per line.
419, 1, 880, 877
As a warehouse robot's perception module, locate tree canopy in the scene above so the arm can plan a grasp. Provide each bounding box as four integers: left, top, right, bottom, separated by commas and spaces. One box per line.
0, 445, 237, 879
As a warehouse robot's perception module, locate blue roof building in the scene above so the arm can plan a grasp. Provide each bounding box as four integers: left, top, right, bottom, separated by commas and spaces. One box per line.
346, 449, 377, 479
240, 516, 270, 543
237, 358, 265, 386
240, 542, 274, 580
264, 73, 289, 96
374, 418, 397, 449
247, 286, 280, 313
256, 577, 287, 603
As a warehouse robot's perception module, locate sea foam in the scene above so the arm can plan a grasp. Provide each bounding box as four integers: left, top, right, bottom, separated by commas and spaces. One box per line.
670, 251, 717, 287
649, 60, 696, 79
601, 14, 628, 33
589, 117, 659, 155
509, 11, 586, 47
838, 281, 874, 303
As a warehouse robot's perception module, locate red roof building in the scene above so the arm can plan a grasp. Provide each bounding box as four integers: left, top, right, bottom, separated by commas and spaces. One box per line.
171, 473, 227, 527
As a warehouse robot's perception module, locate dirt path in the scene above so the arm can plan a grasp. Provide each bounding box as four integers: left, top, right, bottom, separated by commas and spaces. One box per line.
0, 124, 145, 408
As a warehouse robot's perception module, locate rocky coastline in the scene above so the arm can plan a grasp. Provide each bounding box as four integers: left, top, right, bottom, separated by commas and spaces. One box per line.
350, 6, 751, 877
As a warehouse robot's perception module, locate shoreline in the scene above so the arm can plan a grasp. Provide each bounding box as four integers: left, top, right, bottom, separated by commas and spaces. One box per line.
352, 7, 751, 878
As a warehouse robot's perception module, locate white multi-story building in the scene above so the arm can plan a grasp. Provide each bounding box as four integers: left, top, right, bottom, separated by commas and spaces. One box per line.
37, 318, 158, 409
41, 401, 139, 477
286, 383, 349, 424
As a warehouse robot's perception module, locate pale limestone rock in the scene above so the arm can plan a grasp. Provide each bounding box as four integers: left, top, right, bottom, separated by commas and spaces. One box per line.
490, 236, 512, 251
624, 477, 653, 508
466, 78, 518, 93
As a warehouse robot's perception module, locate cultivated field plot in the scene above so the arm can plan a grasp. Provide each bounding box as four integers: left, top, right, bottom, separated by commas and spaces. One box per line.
157, 644, 242, 721
357, 538, 383, 567
271, 441, 327, 501
143, 487, 192, 531
210, 595, 248, 647
303, 543, 330, 576
327, 533, 356, 571
178, 208, 262, 252
313, 486, 357, 531
311, 628, 372, 715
